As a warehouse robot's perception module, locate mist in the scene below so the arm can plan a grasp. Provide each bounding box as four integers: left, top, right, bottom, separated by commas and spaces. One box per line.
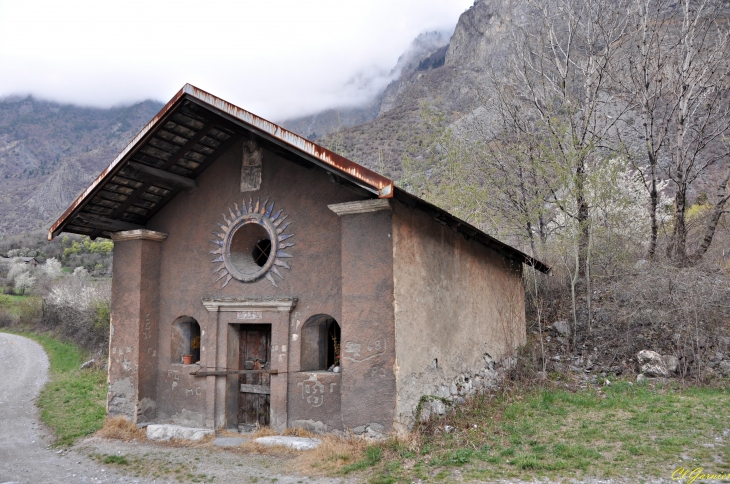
0, 0, 472, 120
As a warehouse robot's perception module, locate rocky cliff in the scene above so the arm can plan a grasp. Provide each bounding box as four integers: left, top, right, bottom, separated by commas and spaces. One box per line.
308, 0, 517, 175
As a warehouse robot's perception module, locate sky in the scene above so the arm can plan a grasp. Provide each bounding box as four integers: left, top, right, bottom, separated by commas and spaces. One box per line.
0, 0, 473, 121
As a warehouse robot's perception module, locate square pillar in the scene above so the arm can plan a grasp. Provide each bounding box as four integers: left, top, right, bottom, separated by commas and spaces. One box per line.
108, 229, 167, 423
328, 199, 396, 432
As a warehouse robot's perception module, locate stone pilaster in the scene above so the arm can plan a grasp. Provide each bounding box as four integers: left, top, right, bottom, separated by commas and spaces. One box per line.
328, 199, 397, 431
107, 230, 167, 423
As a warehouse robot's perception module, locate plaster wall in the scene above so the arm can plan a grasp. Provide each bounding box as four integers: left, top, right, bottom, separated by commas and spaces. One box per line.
338, 207, 396, 433
391, 201, 526, 429
137, 139, 366, 430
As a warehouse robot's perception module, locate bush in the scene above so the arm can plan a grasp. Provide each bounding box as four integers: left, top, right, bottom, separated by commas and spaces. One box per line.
41, 276, 111, 353
0, 308, 15, 327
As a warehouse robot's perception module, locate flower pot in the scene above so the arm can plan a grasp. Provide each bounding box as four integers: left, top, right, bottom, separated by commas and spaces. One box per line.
182, 355, 193, 365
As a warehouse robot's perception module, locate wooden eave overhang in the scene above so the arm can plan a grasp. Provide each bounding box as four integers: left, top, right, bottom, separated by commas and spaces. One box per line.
48, 84, 550, 274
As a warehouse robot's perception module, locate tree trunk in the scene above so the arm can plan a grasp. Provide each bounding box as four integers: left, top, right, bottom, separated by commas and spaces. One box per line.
647, 153, 659, 259
668, 184, 689, 265
576, 162, 590, 273
690, 164, 730, 262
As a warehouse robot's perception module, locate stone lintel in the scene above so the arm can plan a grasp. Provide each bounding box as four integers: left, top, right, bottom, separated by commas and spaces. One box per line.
328, 199, 391, 217
111, 229, 168, 242
201, 298, 297, 313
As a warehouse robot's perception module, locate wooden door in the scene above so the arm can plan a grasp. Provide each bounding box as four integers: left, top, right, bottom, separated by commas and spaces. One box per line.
238, 324, 271, 428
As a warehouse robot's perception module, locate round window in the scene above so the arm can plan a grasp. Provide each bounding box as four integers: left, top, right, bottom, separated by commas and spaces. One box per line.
212, 197, 294, 287
224, 216, 277, 282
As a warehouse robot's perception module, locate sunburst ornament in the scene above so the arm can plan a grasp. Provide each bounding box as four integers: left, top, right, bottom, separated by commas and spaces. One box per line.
210, 197, 294, 288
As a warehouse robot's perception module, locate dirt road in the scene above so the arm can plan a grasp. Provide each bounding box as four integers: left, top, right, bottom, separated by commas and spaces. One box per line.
0, 333, 347, 484
0, 332, 139, 483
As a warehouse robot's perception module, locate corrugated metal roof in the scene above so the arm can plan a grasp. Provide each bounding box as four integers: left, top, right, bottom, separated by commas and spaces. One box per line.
48, 84, 550, 274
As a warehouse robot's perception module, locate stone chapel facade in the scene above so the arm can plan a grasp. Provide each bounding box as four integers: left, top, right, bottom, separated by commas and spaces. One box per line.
50, 85, 549, 433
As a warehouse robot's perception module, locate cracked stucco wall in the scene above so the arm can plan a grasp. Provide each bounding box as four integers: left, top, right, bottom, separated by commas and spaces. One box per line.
392, 201, 526, 431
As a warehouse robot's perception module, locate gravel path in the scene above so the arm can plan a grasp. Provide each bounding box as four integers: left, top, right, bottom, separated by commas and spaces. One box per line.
0, 333, 346, 484
0, 332, 136, 484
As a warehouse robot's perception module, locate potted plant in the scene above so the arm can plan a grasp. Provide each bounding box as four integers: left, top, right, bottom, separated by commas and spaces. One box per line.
182, 354, 193, 365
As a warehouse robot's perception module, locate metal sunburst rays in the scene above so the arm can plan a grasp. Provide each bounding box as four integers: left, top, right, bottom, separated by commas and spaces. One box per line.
210, 196, 294, 288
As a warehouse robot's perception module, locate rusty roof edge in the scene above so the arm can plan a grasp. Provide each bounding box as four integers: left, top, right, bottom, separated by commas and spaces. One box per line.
181, 85, 394, 198
46, 84, 545, 276
47, 87, 190, 241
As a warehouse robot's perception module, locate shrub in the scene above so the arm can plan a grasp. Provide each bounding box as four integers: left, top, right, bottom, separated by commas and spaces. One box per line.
42, 275, 111, 353
0, 308, 15, 327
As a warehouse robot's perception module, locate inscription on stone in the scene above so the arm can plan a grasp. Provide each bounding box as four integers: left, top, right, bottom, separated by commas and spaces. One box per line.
142, 313, 152, 340
297, 375, 337, 408
237, 311, 262, 320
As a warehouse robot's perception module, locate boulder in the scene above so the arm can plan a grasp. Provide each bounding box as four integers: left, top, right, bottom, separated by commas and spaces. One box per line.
636, 374, 647, 384
718, 361, 730, 375
636, 350, 668, 377
146, 424, 214, 442
552, 321, 570, 336
662, 355, 679, 374
431, 399, 447, 416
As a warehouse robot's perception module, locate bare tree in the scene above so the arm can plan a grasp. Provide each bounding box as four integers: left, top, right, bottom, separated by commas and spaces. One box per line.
507, 0, 635, 269
661, 0, 730, 265
480, 84, 554, 256
621, 0, 678, 259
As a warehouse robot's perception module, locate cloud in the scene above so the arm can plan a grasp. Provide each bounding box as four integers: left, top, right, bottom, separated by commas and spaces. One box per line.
0, 0, 472, 120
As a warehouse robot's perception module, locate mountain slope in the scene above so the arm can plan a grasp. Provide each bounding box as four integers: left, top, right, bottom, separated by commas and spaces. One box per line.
279, 30, 452, 141
0, 98, 163, 235
313, 0, 515, 175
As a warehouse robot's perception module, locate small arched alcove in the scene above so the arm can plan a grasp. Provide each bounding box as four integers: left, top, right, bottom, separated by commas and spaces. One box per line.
171, 316, 201, 364
300, 314, 341, 371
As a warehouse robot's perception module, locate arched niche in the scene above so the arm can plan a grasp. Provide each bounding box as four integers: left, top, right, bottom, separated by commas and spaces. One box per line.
171, 316, 201, 364
300, 314, 341, 371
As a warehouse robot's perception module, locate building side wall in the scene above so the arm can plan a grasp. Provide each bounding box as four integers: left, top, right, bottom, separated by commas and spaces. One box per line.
391, 201, 526, 430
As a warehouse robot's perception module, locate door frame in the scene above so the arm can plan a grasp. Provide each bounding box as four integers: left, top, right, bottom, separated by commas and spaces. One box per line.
202, 297, 296, 432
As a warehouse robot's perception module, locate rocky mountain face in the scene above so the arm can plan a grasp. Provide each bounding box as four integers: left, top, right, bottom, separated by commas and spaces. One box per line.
286, 0, 516, 177
0, 98, 163, 236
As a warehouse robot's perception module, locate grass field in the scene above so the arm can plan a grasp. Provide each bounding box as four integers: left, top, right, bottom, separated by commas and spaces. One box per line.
335, 380, 730, 483
1, 330, 106, 446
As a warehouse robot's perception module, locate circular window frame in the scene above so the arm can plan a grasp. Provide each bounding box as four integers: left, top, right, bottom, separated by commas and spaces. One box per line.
223, 212, 279, 282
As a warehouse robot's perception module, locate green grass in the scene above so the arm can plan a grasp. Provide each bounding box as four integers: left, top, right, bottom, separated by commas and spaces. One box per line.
1, 330, 106, 446
356, 380, 730, 482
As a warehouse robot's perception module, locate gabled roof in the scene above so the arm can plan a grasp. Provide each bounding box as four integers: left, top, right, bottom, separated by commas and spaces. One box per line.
48, 84, 550, 274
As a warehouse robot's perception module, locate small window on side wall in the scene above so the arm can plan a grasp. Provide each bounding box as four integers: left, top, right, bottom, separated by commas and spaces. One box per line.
300, 315, 340, 372
172, 316, 201, 364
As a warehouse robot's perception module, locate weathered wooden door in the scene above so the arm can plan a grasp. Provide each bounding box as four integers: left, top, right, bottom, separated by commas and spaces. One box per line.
238, 324, 271, 428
